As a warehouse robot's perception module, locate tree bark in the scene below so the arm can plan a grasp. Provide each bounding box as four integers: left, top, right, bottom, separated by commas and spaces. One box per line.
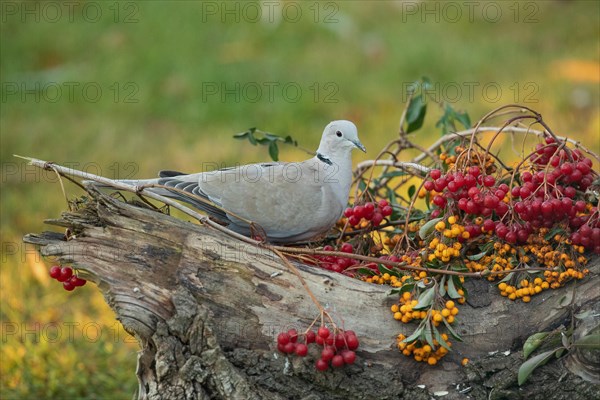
24, 190, 600, 400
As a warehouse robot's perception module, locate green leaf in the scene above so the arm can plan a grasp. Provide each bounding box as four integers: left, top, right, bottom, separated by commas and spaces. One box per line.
438, 275, 447, 297
442, 317, 463, 341
406, 94, 427, 134
268, 141, 279, 161
378, 264, 400, 277
454, 110, 471, 130
432, 325, 452, 351
523, 332, 550, 359
574, 334, 600, 349
358, 180, 367, 192
357, 268, 376, 276
435, 104, 471, 135
419, 217, 443, 240
414, 287, 435, 310
397, 283, 415, 296
402, 325, 425, 344
467, 251, 488, 261
447, 276, 462, 299
424, 321, 435, 348
518, 349, 560, 386
408, 185, 416, 199
544, 226, 565, 241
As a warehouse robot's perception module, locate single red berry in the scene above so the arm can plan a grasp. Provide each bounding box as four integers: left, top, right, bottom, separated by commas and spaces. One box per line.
287, 329, 298, 343
343, 208, 354, 218
364, 202, 375, 213
277, 332, 290, 345
295, 343, 308, 357
371, 213, 383, 226
305, 330, 316, 344
315, 335, 325, 346
284, 342, 296, 354
430, 169, 442, 180
345, 334, 359, 350
62, 281, 75, 291
331, 354, 344, 368
468, 166, 481, 177
318, 326, 331, 339
381, 205, 393, 217
482, 219, 495, 232
353, 205, 365, 219
334, 333, 346, 349
69, 275, 86, 287
482, 175, 495, 187
348, 215, 360, 226
433, 177, 448, 191
505, 231, 517, 244
423, 181, 435, 191
315, 358, 329, 371
341, 349, 356, 364
321, 347, 335, 361
560, 163, 574, 175
277, 343, 287, 353
378, 199, 389, 208
432, 195, 446, 208
57, 267, 73, 282
49, 266, 61, 279
340, 243, 353, 253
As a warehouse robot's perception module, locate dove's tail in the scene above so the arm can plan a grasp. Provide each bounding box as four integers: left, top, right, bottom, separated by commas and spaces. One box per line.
83, 172, 229, 223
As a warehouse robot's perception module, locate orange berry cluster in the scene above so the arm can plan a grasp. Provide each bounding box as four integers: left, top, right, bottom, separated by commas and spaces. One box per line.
396, 334, 450, 365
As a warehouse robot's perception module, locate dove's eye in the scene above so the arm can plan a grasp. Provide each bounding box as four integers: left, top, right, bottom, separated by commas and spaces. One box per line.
336, 131, 342, 137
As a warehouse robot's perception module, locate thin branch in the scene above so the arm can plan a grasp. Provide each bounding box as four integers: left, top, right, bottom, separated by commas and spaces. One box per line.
410, 127, 600, 164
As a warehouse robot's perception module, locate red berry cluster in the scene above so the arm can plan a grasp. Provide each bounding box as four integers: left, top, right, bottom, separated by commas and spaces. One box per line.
314, 243, 359, 273
276, 326, 359, 371
424, 166, 510, 240
49, 266, 86, 291
344, 200, 393, 227
422, 141, 599, 251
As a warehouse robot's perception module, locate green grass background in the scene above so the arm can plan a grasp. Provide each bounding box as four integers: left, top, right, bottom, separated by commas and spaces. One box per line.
1, 1, 599, 398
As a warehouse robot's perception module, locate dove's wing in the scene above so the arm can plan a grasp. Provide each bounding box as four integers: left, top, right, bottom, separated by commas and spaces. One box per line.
200, 159, 343, 240
156, 159, 345, 241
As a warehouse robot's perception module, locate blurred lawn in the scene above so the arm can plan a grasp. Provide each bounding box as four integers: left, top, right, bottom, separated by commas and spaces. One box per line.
1, 1, 599, 398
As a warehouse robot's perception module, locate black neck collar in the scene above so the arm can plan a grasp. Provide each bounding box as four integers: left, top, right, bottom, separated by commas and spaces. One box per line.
316, 152, 332, 165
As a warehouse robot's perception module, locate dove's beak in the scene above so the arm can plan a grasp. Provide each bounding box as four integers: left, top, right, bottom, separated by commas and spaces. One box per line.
353, 140, 367, 153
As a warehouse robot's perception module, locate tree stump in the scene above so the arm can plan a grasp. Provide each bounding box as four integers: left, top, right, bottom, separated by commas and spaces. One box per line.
23, 190, 600, 400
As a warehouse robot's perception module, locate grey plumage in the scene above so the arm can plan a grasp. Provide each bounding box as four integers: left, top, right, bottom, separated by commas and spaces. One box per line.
93, 120, 365, 243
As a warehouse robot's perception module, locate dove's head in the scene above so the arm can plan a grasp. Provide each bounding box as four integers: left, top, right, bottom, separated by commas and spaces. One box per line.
317, 120, 366, 157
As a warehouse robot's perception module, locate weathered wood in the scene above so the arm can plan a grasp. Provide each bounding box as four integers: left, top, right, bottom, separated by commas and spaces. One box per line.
24, 190, 600, 399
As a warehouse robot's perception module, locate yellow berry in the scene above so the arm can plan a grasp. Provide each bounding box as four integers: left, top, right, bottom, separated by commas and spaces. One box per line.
391, 304, 399, 313
427, 356, 437, 365
445, 300, 455, 309
461, 358, 469, 366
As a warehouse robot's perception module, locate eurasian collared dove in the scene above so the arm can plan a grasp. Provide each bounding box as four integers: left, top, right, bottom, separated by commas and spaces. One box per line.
104, 120, 365, 243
